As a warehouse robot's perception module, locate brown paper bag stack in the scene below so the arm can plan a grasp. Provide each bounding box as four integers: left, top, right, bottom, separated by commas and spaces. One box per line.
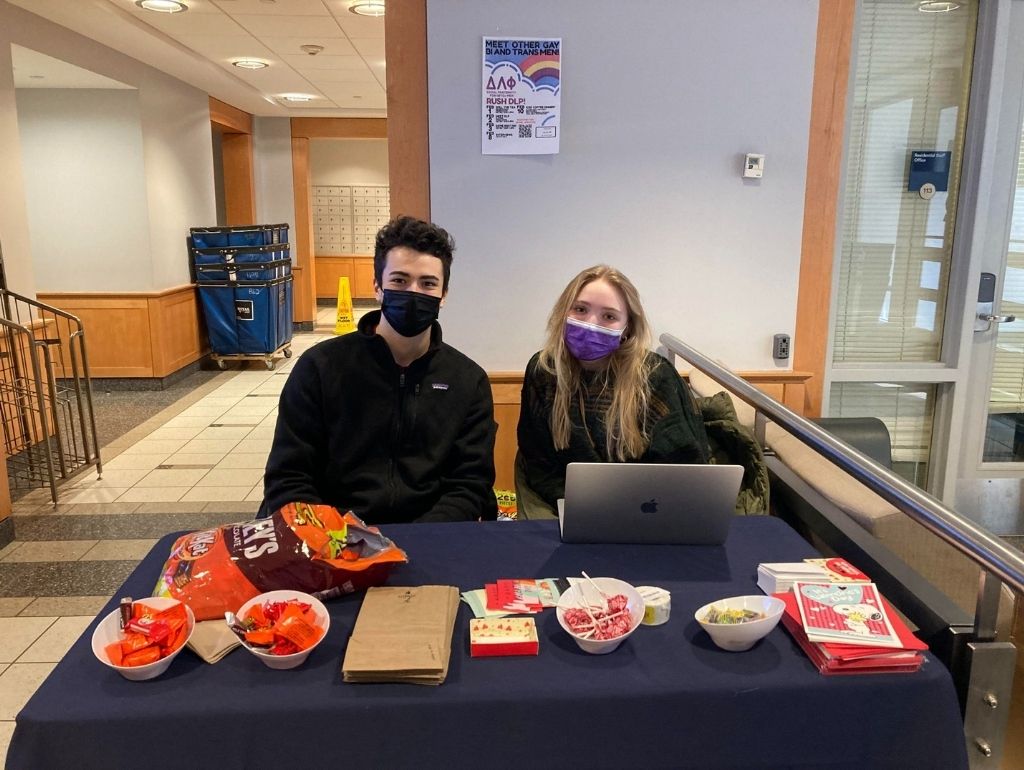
342, 585, 459, 685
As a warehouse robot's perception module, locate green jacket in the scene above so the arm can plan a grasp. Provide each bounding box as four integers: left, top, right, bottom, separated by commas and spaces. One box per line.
696, 391, 770, 514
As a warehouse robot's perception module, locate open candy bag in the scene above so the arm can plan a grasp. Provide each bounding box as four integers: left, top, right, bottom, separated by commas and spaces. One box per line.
153, 503, 408, 621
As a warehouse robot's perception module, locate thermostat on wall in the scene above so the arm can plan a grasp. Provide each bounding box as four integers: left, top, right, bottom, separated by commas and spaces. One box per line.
743, 153, 765, 179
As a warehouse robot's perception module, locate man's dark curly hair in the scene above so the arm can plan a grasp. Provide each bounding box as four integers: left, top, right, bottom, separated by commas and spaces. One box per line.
374, 216, 455, 292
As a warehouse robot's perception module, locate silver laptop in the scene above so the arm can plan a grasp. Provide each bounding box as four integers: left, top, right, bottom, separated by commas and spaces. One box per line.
557, 462, 743, 545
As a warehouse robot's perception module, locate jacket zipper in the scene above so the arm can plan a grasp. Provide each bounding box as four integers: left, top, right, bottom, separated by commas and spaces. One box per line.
387, 370, 406, 510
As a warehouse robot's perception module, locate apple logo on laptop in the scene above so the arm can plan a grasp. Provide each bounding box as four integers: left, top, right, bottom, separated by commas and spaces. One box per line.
640, 498, 658, 514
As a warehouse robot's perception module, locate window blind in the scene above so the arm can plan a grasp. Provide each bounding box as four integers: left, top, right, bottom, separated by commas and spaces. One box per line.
988, 118, 1024, 413
832, 0, 977, 364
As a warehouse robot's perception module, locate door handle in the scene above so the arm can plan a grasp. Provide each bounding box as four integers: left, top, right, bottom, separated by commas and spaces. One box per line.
976, 313, 1016, 332
977, 313, 1016, 323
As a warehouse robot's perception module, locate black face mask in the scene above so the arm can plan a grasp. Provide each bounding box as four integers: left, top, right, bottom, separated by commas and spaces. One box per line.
380, 289, 442, 337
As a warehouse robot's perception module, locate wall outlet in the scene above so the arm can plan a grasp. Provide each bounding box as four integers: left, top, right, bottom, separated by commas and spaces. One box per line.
773, 333, 791, 360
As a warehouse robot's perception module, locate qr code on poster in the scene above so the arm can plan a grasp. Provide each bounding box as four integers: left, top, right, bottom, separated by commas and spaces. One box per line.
518, 125, 533, 139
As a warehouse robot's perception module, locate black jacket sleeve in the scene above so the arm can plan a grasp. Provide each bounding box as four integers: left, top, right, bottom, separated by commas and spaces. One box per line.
262, 354, 329, 515
516, 353, 566, 508
417, 370, 498, 522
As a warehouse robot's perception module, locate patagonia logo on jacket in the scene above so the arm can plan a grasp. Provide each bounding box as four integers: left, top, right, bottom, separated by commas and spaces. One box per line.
431, 383, 449, 391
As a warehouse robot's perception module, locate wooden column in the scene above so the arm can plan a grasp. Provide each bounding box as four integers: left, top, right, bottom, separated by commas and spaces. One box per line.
291, 136, 316, 325
221, 132, 256, 226
385, 0, 430, 220
793, 0, 857, 417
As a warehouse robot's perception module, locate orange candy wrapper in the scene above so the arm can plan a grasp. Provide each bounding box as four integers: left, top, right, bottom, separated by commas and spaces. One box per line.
105, 600, 189, 668
240, 598, 324, 656
153, 504, 408, 621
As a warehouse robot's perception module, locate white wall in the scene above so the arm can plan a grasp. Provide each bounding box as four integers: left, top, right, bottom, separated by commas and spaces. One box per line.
310, 139, 389, 186
253, 117, 296, 229
0, 23, 35, 296
0, 0, 215, 293
427, 0, 819, 371
16, 89, 152, 291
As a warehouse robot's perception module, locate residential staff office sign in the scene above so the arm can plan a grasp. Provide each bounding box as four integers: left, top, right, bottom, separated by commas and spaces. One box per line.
482, 37, 561, 155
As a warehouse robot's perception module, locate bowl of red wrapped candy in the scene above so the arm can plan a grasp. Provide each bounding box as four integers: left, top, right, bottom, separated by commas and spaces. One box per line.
91, 597, 195, 681
230, 590, 330, 670
556, 577, 644, 655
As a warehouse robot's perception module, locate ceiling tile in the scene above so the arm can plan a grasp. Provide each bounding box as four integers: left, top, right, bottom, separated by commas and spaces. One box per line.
281, 53, 367, 71
349, 38, 383, 58
212, 0, 330, 15
259, 36, 356, 56
139, 13, 248, 35
231, 13, 345, 37
302, 67, 376, 84
176, 35, 276, 60
316, 80, 382, 99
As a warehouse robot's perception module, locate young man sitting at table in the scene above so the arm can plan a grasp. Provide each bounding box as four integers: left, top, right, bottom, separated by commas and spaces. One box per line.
260, 216, 498, 524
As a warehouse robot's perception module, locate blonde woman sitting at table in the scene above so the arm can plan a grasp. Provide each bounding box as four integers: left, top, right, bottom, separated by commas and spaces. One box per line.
516, 265, 711, 518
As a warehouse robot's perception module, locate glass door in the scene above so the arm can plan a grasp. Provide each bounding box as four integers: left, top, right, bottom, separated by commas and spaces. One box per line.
952, 0, 1024, 533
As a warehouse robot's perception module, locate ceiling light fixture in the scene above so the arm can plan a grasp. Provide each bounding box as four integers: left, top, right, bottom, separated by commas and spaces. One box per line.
918, 1, 960, 11
349, 2, 385, 17
300, 44, 325, 55
232, 59, 269, 70
135, 0, 188, 13
281, 94, 313, 102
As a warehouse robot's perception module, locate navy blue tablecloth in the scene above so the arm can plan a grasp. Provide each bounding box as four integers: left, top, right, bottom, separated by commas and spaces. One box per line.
9, 518, 967, 769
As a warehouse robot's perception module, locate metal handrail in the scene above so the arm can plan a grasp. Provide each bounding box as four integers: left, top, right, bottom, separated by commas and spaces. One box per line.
659, 333, 1024, 597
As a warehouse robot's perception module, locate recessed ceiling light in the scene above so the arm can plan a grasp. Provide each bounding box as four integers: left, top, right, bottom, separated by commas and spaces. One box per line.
349, 2, 385, 17
135, 0, 188, 13
281, 94, 313, 102
918, 1, 960, 11
232, 59, 269, 70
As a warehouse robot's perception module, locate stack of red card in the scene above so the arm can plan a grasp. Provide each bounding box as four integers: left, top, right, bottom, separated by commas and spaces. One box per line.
776, 591, 926, 675
484, 579, 559, 614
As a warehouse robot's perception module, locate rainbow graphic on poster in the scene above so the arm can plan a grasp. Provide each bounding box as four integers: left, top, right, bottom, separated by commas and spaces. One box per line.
482, 38, 561, 155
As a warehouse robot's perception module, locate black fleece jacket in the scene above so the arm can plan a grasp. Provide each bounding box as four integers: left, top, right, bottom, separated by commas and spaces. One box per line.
262, 311, 498, 523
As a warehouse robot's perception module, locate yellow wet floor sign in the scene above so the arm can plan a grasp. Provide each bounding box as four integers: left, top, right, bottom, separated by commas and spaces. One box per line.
335, 277, 356, 335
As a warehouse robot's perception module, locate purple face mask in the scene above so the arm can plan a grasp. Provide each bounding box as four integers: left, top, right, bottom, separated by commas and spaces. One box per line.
564, 317, 624, 362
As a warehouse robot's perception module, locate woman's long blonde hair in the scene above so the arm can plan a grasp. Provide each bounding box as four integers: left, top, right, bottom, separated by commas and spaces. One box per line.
537, 265, 654, 462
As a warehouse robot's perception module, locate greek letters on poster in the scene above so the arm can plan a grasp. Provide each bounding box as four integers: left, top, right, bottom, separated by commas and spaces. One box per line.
482, 37, 561, 155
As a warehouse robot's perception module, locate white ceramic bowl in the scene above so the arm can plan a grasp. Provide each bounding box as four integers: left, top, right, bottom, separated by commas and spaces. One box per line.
233, 590, 330, 670
556, 577, 645, 655
694, 595, 786, 652
91, 597, 195, 681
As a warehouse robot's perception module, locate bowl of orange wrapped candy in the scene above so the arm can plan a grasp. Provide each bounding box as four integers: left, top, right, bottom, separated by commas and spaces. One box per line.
91, 597, 195, 681
230, 590, 330, 670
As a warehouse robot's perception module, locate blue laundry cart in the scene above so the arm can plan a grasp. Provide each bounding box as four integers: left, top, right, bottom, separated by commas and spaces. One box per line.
189, 225, 294, 370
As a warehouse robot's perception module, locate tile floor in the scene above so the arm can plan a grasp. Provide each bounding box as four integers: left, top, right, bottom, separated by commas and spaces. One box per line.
0, 307, 355, 765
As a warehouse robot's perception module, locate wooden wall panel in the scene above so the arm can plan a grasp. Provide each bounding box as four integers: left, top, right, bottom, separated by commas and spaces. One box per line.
314, 256, 375, 299
385, 0, 429, 220
37, 286, 206, 379
148, 289, 206, 376
315, 257, 355, 299
794, 0, 856, 417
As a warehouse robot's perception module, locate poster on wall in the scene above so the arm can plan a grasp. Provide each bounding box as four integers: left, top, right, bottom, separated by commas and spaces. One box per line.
482, 37, 561, 155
